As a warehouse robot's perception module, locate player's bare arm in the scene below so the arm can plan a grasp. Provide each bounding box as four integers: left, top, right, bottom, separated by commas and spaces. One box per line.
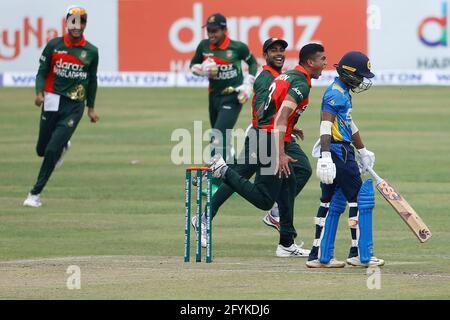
274, 94, 298, 178
291, 127, 304, 141
351, 130, 364, 149
319, 111, 334, 152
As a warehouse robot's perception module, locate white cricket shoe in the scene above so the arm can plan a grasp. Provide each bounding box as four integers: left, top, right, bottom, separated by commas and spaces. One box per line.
191, 215, 207, 248
55, 140, 71, 169
346, 256, 385, 267
306, 258, 346, 268
23, 193, 42, 208
276, 243, 310, 258
207, 154, 227, 178
262, 206, 280, 231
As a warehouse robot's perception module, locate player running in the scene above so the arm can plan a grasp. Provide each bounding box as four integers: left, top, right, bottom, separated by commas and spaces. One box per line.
202, 44, 327, 257
189, 13, 258, 191
23, 6, 99, 207
306, 51, 385, 268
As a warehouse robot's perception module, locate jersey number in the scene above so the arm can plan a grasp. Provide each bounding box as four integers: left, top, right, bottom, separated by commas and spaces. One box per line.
263, 82, 276, 111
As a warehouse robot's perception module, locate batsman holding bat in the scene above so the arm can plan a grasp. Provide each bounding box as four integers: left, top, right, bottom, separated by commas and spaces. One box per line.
189, 13, 258, 184
306, 51, 385, 268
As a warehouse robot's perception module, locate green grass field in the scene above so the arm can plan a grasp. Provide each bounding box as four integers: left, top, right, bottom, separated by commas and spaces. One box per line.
0, 86, 449, 299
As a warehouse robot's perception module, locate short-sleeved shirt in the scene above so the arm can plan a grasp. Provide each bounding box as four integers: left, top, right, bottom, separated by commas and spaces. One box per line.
251, 65, 280, 128
190, 36, 257, 95
321, 77, 353, 144
257, 65, 311, 142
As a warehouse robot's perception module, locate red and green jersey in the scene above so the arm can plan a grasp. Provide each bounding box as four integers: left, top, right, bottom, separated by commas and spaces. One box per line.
190, 35, 258, 95
257, 65, 312, 142
36, 34, 99, 107
251, 65, 280, 128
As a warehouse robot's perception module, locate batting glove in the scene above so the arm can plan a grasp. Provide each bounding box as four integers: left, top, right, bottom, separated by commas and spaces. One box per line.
357, 147, 375, 173
316, 151, 336, 184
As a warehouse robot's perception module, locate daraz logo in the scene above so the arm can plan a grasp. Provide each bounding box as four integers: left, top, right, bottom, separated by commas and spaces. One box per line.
418, 1, 448, 47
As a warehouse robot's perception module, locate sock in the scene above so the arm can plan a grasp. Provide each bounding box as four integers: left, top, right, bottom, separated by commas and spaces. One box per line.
271, 203, 280, 218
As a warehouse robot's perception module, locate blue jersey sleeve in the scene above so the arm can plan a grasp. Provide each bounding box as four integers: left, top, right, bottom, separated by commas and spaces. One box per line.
321, 89, 346, 116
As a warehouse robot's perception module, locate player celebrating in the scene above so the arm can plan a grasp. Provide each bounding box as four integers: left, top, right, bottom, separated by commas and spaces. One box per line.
190, 13, 258, 177
23, 6, 99, 207
194, 39, 313, 256
306, 51, 385, 268
204, 44, 327, 257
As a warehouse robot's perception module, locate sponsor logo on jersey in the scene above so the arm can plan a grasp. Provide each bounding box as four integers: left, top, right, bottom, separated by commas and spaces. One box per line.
80, 50, 87, 59
291, 87, 303, 99
275, 74, 289, 81
226, 50, 233, 58
214, 64, 238, 80
53, 58, 87, 80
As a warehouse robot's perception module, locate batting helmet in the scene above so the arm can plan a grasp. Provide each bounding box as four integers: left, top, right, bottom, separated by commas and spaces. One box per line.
335, 51, 374, 93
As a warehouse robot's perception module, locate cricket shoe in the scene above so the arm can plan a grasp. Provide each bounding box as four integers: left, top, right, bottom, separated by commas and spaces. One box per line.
191, 214, 207, 248
55, 140, 71, 169
346, 256, 385, 267
23, 193, 42, 208
207, 154, 228, 179
305, 258, 346, 268
276, 243, 310, 258
262, 205, 280, 231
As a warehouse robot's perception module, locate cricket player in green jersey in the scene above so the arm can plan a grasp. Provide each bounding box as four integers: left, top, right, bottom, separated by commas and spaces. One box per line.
23, 6, 99, 207
193, 39, 312, 256
200, 44, 327, 256
190, 13, 258, 171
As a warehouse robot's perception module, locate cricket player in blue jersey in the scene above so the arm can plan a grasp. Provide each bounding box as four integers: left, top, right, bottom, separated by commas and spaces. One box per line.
306, 51, 385, 268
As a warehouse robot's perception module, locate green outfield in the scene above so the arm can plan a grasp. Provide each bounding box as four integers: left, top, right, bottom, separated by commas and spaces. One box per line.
0, 87, 449, 299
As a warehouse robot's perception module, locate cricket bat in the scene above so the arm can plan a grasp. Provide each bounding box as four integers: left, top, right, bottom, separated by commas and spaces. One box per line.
367, 167, 432, 243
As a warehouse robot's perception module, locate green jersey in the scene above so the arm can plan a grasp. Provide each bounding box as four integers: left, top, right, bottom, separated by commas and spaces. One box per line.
36, 34, 99, 107
258, 65, 312, 142
251, 65, 280, 128
190, 36, 258, 95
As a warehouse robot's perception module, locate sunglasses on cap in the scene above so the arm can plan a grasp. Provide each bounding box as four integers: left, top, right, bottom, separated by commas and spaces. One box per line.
67, 7, 86, 16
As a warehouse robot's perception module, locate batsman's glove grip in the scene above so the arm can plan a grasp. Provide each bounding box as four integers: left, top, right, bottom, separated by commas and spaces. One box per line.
316, 151, 336, 184
357, 147, 375, 173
